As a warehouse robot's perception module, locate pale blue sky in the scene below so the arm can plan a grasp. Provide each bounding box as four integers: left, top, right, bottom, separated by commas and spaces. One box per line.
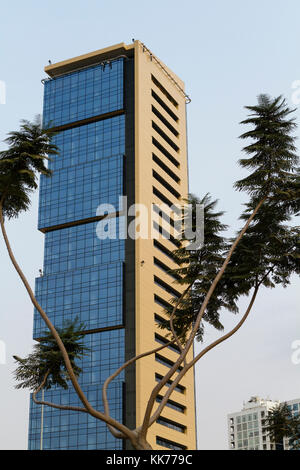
0, 0, 299, 450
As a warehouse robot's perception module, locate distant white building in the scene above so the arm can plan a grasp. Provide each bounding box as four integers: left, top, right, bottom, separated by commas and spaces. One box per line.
284, 398, 300, 450
228, 396, 300, 450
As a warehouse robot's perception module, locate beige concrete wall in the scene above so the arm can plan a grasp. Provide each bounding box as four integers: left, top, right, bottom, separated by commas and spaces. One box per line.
133, 41, 196, 450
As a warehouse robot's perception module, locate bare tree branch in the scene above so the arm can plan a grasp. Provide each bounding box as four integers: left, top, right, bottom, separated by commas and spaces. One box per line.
102, 339, 178, 438
169, 283, 194, 363
149, 284, 259, 426
0, 201, 136, 444
33, 397, 89, 414
101, 284, 193, 438
32, 370, 89, 414
140, 197, 267, 440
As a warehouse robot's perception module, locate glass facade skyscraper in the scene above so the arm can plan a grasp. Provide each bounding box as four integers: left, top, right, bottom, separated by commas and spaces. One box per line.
28, 42, 197, 450
29, 58, 127, 450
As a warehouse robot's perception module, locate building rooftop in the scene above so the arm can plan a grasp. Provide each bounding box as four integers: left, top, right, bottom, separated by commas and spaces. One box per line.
44, 42, 135, 78
43, 40, 188, 100
242, 396, 280, 410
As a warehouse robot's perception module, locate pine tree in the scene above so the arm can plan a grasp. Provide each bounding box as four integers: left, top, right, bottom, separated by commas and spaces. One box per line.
265, 403, 300, 450
164, 95, 300, 341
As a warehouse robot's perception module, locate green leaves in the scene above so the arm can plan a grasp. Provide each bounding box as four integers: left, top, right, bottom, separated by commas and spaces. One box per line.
235, 95, 298, 199
0, 116, 58, 219
265, 403, 300, 450
161, 94, 300, 343
13, 319, 88, 391
228, 202, 300, 293
231, 94, 300, 291
159, 194, 235, 342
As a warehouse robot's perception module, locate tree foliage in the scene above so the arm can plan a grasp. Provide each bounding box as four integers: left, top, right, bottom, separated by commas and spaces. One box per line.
163, 95, 300, 341
2, 96, 300, 449
265, 403, 300, 450
235, 94, 298, 199
158, 193, 239, 341
14, 319, 88, 391
0, 116, 57, 218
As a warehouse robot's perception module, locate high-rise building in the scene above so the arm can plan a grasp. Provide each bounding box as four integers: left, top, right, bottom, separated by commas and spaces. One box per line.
28, 41, 196, 450
228, 396, 300, 450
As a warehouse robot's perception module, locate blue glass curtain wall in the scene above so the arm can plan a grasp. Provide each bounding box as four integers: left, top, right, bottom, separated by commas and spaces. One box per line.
29, 57, 126, 450
38, 116, 125, 229
43, 59, 124, 128
28, 329, 125, 450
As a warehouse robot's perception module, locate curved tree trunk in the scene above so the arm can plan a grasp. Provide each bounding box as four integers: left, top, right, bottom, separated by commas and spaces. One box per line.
0, 202, 135, 443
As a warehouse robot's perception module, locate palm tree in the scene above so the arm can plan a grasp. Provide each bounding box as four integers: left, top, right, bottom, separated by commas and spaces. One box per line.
0, 116, 55, 218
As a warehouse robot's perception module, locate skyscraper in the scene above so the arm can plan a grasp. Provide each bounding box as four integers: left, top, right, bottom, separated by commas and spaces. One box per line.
28, 41, 196, 450
228, 396, 300, 450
